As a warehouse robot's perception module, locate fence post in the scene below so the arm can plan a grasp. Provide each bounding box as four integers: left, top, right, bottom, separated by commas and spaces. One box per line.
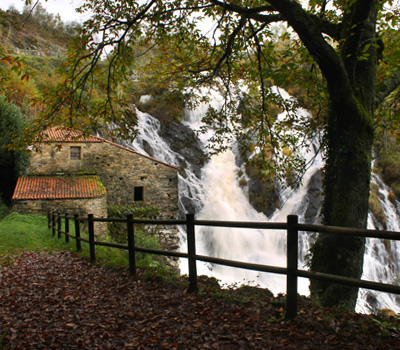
65, 213, 70, 243
47, 208, 51, 229
57, 212, 62, 239
88, 214, 96, 263
127, 214, 136, 275
52, 210, 57, 237
286, 215, 298, 319
186, 213, 198, 293
74, 214, 82, 252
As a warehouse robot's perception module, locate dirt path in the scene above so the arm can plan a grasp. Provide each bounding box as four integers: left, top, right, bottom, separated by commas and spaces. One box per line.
0, 251, 399, 349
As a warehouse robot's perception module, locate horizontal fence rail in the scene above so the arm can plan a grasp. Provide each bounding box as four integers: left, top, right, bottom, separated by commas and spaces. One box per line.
47, 209, 400, 319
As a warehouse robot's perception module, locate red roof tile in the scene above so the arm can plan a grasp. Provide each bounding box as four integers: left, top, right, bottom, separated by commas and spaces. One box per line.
12, 176, 106, 200
40, 126, 103, 143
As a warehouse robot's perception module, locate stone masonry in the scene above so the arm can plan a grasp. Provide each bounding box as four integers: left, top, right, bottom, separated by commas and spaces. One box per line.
13, 196, 108, 235
26, 128, 180, 251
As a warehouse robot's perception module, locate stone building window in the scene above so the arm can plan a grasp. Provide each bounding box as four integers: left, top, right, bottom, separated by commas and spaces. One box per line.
70, 146, 81, 160
134, 186, 144, 201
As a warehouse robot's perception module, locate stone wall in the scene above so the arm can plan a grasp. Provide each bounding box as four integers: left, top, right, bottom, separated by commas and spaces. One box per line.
28, 140, 180, 250
13, 196, 108, 235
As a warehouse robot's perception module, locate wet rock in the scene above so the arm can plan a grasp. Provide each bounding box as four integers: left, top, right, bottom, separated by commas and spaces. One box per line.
159, 121, 206, 179
304, 170, 323, 224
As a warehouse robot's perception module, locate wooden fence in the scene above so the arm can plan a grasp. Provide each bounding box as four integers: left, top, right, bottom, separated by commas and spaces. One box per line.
47, 210, 400, 319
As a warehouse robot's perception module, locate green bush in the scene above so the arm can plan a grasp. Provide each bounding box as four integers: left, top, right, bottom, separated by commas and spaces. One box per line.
107, 205, 159, 243
0, 196, 8, 220
376, 135, 400, 199
134, 89, 186, 125
107, 205, 164, 268
0, 98, 30, 204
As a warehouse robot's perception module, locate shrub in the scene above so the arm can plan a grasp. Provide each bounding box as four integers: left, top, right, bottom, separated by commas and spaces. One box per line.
107, 205, 164, 268
0, 98, 30, 204
107, 205, 159, 243
0, 196, 8, 220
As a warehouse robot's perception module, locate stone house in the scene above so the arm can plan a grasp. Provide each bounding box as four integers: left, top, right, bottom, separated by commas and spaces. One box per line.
12, 126, 180, 250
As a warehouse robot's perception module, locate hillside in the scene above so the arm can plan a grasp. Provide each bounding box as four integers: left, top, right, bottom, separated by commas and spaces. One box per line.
0, 5, 80, 121
0, 5, 77, 57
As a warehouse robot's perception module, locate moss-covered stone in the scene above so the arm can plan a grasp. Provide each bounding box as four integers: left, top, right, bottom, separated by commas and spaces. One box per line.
375, 135, 400, 200
245, 162, 280, 218
135, 89, 186, 125
368, 182, 387, 229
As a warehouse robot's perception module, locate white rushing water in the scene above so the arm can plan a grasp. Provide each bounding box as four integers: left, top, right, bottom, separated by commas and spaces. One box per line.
358, 173, 400, 313
131, 93, 400, 314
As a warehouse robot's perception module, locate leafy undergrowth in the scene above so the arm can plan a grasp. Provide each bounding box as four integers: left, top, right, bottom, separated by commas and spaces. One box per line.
0, 251, 399, 350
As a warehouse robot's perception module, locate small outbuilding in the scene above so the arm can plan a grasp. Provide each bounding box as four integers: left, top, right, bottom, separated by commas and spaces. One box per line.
12, 174, 108, 234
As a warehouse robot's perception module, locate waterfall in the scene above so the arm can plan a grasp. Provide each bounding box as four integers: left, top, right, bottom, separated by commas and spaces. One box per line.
358, 173, 400, 313
130, 94, 400, 313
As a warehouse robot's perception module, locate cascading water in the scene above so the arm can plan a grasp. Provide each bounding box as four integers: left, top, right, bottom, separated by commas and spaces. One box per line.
358, 173, 400, 313
130, 93, 400, 313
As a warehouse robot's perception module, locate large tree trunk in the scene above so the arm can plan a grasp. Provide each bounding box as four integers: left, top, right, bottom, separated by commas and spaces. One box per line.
309, 93, 374, 309
305, 0, 378, 310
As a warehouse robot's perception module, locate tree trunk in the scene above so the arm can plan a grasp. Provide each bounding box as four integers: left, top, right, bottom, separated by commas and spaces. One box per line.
308, 1, 378, 311
310, 93, 374, 309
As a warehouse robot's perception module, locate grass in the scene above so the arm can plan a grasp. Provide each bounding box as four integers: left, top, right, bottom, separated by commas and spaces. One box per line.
0, 212, 170, 273
0, 213, 73, 255
0, 212, 276, 304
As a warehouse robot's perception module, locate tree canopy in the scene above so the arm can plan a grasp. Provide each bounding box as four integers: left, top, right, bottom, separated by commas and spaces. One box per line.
0, 97, 29, 204
26, 0, 400, 310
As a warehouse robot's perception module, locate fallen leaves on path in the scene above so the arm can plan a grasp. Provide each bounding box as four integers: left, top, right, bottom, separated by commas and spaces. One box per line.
0, 251, 399, 349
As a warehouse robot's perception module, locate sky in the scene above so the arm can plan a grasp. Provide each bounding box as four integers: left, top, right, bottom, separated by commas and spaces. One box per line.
0, 0, 89, 22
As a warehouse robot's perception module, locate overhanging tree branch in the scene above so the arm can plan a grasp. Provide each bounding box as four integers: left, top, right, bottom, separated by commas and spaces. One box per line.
267, 0, 351, 95
375, 71, 400, 107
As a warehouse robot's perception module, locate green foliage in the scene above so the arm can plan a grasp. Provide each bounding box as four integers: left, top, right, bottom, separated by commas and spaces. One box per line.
77, 230, 131, 270
107, 205, 164, 268
375, 134, 400, 199
0, 98, 30, 203
368, 183, 387, 228
141, 265, 181, 285
0, 197, 8, 220
107, 204, 159, 242
0, 327, 9, 350
369, 311, 400, 337
107, 204, 159, 219
0, 213, 72, 255
134, 89, 186, 125
0, 212, 168, 273
0, 5, 80, 128
22, 56, 64, 76
17, 0, 400, 311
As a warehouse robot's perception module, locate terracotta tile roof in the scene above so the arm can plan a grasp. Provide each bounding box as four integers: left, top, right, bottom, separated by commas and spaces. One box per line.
12, 176, 106, 200
40, 126, 103, 143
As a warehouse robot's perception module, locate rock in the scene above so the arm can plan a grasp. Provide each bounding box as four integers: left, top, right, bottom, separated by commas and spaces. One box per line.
247, 176, 280, 218
159, 121, 206, 179
304, 170, 323, 224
